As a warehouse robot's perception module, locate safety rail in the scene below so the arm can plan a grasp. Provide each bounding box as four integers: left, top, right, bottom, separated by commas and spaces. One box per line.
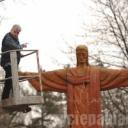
0, 49, 43, 113
0, 75, 39, 83
0, 49, 42, 91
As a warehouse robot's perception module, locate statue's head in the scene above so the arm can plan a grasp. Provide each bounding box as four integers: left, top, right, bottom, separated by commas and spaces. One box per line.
76, 45, 89, 66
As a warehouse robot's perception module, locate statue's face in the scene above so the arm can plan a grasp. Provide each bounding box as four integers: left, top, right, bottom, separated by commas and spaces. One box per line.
77, 49, 88, 66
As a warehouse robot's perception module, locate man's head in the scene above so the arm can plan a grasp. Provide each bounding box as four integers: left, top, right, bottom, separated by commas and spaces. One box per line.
76, 45, 89, 66
10, 24, 21, 39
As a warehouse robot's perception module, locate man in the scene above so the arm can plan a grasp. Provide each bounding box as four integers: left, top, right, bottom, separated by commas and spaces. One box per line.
0, 24, 31, 113
0, 24, 28, 100
20, 45, 128, 128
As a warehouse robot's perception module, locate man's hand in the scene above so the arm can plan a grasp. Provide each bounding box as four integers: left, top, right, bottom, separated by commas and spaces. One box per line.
21, 43, 28, 48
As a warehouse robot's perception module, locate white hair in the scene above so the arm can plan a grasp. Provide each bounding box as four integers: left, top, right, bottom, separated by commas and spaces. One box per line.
11, 24, 21, 32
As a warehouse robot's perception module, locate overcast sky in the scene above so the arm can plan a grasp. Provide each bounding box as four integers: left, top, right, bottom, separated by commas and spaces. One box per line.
0, 0, 94, 71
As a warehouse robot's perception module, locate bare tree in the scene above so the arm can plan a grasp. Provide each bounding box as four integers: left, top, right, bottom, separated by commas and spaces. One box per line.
82, 0, 128, 127
0, 0, 4, 2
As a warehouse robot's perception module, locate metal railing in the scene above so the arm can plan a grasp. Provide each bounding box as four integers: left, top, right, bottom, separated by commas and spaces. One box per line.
0, 49, 43, 98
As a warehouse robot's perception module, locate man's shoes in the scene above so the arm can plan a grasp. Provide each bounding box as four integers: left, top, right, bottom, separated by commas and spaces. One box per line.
23, 106, 31, 113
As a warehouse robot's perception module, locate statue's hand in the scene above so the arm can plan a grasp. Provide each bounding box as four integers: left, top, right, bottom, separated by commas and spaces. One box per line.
18, 71, 29, 76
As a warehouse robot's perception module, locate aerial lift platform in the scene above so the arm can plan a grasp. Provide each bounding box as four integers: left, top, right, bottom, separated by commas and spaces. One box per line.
0, 49, 43, 113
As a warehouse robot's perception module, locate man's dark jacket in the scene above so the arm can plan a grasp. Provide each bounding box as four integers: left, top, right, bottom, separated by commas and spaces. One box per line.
1, 33, 22, 67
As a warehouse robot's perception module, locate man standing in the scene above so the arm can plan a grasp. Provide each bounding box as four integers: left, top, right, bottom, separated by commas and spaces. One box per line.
20, 45, 128, 127
1, 24, 27, 100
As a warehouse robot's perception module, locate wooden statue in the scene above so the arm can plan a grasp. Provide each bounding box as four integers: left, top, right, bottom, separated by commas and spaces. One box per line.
20, 45, 128, 128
